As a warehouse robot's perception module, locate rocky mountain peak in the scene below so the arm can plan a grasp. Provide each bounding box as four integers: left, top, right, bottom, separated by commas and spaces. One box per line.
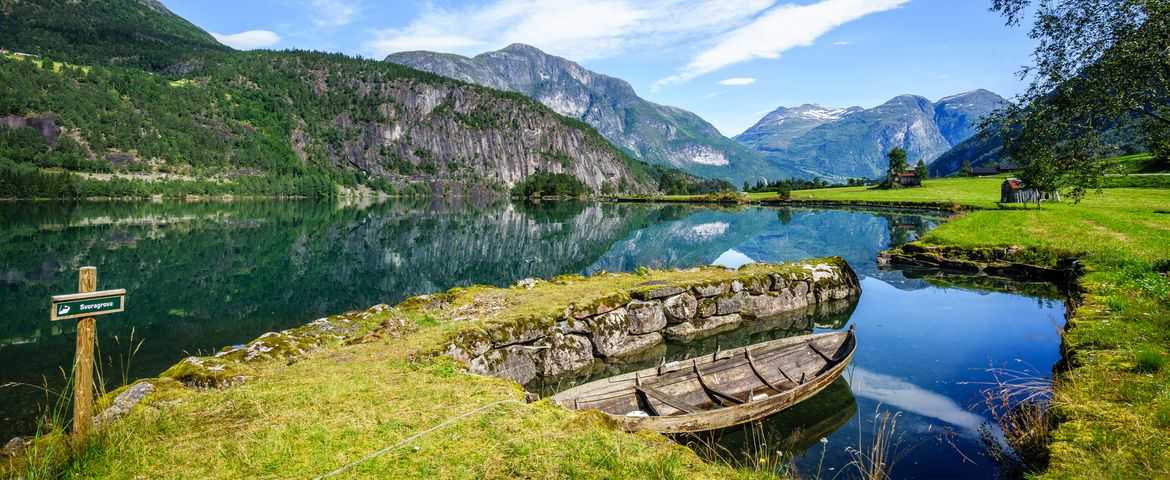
736, 90, 1006, 180
388, 44, 788, 183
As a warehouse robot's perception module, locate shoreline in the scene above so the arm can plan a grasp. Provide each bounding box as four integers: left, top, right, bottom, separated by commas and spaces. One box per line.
608, 183, 1170, 478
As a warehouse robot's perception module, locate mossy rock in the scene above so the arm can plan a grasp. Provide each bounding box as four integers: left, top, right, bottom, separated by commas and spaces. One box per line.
570, 291, 632, 319
629, 284, 686, 300
161, 356, 253, 388
485, 314, 556, 346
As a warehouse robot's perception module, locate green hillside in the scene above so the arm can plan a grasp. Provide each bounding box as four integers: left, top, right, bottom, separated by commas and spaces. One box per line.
0, 0, 229, 71
0, 1, 728, 199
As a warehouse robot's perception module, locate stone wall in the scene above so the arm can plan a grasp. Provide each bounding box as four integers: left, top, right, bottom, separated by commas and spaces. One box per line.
445, 258, 861, 384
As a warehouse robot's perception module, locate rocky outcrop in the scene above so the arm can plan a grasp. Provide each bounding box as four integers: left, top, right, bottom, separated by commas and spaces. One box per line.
446, 258, 862, 383
0, 115, 61, 144
878, 243, 1078, 281
320, 77, 659, 194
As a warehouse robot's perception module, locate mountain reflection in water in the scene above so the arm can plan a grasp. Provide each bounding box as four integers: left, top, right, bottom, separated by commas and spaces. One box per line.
0, 199, 1061, 480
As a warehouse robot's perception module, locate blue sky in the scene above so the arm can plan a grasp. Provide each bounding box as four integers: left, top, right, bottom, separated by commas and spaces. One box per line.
167, 0, 1035, 136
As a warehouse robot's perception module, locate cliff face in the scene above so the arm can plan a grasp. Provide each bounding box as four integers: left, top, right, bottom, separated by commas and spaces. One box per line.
388, 44, 789, 184
312, 74, 660, 193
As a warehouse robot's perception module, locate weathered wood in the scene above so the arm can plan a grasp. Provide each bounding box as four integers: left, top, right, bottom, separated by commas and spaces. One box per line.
636, 385, 703, 414
746, 350, 788, 392
693, 361, 745, 406
73, 266, 97, 440
551, 329, 856, 433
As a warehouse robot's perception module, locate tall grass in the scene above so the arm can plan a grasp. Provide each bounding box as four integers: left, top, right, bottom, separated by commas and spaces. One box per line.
3, 369, 76, 478
680, 420, 799, 477
844, 407, 914, 480
973, 366, 1054, 477
3, 328, 146, 478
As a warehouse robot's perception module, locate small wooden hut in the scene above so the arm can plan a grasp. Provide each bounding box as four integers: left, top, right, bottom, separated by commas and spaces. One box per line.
1000, 178, 1060, 204
894, 173, 921, 187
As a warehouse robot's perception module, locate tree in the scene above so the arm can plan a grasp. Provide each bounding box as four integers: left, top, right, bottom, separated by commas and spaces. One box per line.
987, 0, 1170, 202
885, 147, 908, 187
743, 180, 750, 192
914, 160, 929, 181
959, 159, 973, 177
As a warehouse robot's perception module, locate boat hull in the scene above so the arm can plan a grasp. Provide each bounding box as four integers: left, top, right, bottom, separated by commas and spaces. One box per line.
551, 329, 856, 433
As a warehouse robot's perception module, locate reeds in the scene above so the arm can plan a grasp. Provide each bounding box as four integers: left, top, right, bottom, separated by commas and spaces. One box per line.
844, 407, 912, 480
2, 327, 146, 478
973, 365, 1054, 477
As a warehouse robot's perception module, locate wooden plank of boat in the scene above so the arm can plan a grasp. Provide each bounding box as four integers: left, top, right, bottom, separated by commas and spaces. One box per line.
550, 326, 856, 433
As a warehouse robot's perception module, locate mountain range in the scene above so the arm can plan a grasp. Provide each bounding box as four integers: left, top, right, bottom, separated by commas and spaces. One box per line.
736, 90, 1007, 180
390, 44, 1007, 182
0, 0, 1012, 196
0, 0, 728, 197
388, 45, 791, 185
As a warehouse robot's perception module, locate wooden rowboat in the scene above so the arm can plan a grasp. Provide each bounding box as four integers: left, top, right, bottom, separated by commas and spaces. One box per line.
550, 326, 856, 433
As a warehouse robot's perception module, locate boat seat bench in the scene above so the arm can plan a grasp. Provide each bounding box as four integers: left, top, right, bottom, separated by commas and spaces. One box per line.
635, 385, 705, 415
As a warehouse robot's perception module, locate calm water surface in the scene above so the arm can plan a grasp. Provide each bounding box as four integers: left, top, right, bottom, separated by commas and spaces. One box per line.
0, 199, 1064, 478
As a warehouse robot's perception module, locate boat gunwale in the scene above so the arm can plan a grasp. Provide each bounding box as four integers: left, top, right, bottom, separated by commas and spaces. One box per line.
550, 328, 856, 432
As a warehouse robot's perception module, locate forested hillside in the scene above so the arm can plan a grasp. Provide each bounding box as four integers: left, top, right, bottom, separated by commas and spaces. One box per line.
0, 0, 728, 198
0, 0, 228, 70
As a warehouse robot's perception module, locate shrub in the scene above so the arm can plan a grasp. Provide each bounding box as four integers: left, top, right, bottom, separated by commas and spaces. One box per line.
510, 172, 589, 198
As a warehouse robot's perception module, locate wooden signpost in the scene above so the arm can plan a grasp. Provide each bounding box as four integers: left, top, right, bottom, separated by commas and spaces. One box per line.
50, 267, 126, 439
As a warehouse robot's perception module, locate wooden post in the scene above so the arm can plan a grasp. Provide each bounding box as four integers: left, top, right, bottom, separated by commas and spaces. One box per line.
73, 266, 97, 439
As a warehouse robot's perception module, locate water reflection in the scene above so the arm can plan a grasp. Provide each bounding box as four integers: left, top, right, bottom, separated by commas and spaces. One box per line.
849, 368, 985, 438
0, 198, 1060, 480
679, 377, 858, 460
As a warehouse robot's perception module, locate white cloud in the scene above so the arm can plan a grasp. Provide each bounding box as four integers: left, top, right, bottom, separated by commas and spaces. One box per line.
833, 40, 852, 46
717, 77, 756, 86
308, 0, 358, 27
211, 30, 282, 50
653, 0, 909, 90
362, 0, 773, 61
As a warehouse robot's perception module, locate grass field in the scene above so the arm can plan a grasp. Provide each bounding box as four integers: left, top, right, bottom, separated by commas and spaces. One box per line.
761, 178, 1170, 478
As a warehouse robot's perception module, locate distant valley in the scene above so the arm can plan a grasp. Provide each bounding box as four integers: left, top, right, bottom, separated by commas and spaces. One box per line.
736, 90, 1007, 180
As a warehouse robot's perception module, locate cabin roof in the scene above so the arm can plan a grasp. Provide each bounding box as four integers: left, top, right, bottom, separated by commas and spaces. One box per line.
895, 173, 917, 178
1004, 178, 1023, 189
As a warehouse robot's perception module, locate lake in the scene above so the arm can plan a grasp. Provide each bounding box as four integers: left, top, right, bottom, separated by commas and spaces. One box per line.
0, 199, 1065, 478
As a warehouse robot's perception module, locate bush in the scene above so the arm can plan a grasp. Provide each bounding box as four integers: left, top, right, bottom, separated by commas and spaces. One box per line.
510, 172, 589, 198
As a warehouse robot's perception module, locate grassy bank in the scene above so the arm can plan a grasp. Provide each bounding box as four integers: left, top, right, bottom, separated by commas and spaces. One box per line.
6, 266, 834, 479
645, 177, 1170, 477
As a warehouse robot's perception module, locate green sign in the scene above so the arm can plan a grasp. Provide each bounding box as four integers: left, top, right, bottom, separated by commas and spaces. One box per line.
50, 289, 126, 321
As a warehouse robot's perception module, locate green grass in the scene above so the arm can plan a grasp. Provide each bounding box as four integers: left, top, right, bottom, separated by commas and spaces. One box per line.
4, 266, 814, 479
1110, 153, 1169, 174
785, 177, 1009, 208
746, 178, 1170, 479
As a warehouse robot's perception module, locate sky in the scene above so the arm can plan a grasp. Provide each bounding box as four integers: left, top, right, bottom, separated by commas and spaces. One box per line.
166, 0, 1037, 136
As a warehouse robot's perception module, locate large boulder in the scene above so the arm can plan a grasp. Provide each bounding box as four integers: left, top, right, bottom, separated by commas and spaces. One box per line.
537, 333, 594, 376
469, 346, 538, 384
693, 282, 730, 298
743, 291, 804, 318
626, 300, 667, 334
664, 314, 743, 341
604, 332, 664, 359
662, 292, 698, 323
587, 307, 633, 357
715, 293, 745, 316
